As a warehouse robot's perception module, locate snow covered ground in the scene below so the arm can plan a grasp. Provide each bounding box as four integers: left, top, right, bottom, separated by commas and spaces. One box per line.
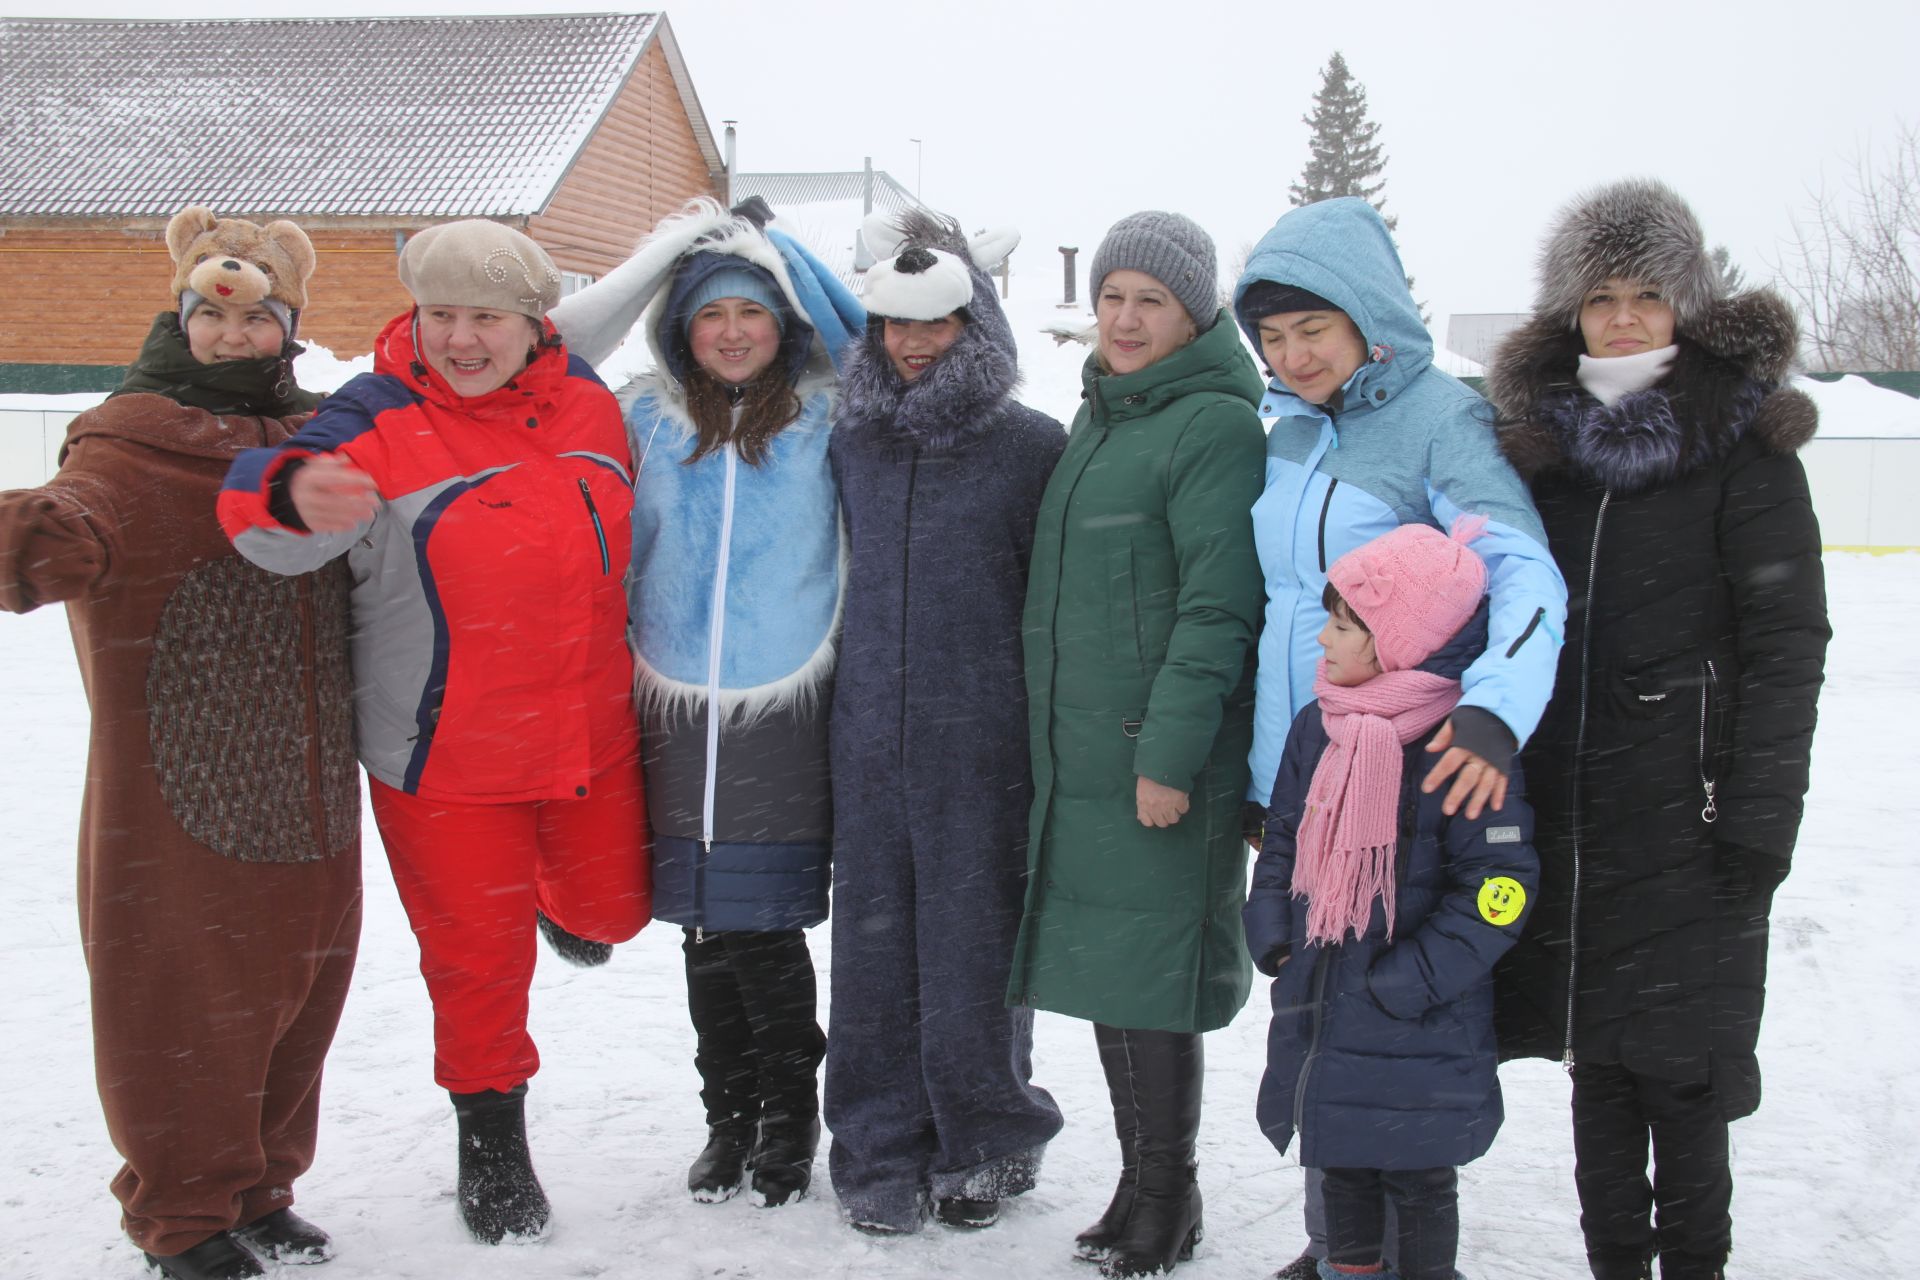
5, 291, 1919, 1279
6, 555, 1917, 1280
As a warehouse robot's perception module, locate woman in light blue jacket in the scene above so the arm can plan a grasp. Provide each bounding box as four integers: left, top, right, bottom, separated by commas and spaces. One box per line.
1232, 197, 1567, 1279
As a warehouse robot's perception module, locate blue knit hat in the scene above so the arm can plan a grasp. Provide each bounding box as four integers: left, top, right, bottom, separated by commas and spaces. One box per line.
659, 251, 811, 385
679, 264, 786, 334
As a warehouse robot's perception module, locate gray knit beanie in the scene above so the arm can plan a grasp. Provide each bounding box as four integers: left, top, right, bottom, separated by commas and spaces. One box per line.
1089, 210, 1219, 332
398, 220, 562, 319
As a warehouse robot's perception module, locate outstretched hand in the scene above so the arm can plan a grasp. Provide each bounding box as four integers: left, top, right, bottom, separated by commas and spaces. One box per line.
1420, 718, 1509, 820
1136, 777, 1191, 828
288, 455, 380, 533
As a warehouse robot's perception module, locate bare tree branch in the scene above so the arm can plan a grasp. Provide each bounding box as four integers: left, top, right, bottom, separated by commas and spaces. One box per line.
1771, 122, 1920, 371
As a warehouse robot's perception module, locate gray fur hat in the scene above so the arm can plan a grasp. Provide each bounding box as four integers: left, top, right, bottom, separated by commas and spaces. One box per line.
1089, 210, 1219, 331
1533, 179, 1719, 334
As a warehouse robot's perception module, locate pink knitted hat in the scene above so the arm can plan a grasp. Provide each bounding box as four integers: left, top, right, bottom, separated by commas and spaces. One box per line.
1327, 516, 1489, 672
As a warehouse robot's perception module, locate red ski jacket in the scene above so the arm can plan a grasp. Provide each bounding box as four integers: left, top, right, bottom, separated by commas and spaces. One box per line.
220, 311, 636, 803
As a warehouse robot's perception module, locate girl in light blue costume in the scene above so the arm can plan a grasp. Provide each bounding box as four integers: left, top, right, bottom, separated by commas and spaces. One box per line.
1231, 197, 1567, 1279
550, 199, 864, 1211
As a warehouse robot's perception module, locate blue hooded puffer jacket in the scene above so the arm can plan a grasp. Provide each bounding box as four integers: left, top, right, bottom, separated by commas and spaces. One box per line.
1233, 198, 1568, 807
1243, 607, 1539, 1171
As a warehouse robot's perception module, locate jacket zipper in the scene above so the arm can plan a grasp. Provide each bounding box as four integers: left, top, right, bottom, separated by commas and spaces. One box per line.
899, 449, 918, 767
1697, 659, 1720, 823
1563, 486, 1611, 1071
701, 438, 740, 882
1293, 948, 1334, 1139
1315, 478, 1340, 573
577, 478, 609, 575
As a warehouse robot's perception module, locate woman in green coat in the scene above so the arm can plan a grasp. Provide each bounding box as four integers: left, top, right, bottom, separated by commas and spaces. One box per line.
1008, 211, 1265, 1277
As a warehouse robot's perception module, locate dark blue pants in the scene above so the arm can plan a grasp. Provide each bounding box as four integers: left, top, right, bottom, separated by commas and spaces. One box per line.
1321, 1165, 1457, 1280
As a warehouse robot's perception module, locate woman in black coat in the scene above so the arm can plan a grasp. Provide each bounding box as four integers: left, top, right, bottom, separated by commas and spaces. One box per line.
1487, 179, 1829, 1280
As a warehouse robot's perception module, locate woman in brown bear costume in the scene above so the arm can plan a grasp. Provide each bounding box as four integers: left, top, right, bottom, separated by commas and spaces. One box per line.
0, 207, 362, 1280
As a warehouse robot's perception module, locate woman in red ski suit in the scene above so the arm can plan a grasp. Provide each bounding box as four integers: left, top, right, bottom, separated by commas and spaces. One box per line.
220, 220, 649, 1246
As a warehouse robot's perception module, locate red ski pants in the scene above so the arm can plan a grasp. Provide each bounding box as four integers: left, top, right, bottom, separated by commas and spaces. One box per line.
370, 755, 651, 1093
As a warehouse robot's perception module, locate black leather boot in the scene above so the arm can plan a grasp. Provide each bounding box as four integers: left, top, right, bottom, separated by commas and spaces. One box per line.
232, 1208, 332, 1263
1076, 1022, 1142, 1262
1098, 1028, 1204, 1278
748, 1114, 820, 1208
450, 1085, 551, 1244
142, 1234, 264, 1280
687, 1119, 755, 1203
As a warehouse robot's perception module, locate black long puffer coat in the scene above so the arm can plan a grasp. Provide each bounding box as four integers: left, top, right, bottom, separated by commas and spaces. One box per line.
1486, 290, 1829, 1119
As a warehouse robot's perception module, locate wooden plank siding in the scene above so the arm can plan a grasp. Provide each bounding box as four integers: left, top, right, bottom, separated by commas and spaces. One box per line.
529, 39, 720, 278
0, 226, 412, 363
0, 38, 719, 368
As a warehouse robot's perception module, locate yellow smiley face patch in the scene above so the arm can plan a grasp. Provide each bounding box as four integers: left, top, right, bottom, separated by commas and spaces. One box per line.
1477, 876, 1526, 927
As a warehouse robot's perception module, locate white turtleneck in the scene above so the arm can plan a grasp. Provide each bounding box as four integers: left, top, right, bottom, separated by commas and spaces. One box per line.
1576, 345, 1679, 408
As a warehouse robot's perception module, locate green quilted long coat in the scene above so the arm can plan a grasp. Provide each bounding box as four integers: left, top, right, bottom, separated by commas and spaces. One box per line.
1007, 312, 1266, 1034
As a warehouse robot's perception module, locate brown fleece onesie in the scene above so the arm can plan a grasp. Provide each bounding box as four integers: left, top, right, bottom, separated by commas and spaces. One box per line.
0, 394, 362, 1257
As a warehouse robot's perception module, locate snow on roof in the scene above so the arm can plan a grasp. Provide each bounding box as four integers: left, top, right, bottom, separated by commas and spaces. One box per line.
1796, 374, 1920, 440
0, 14, 717, 220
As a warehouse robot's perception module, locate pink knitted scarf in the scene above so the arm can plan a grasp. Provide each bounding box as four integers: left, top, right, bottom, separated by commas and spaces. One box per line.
1292, 660, 1462, 946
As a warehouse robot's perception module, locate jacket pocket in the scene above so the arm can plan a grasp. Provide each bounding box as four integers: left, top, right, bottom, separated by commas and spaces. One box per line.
1050, 703, 1146, 800
1614, 652, 1703, 720
1108, 537, 1140, 666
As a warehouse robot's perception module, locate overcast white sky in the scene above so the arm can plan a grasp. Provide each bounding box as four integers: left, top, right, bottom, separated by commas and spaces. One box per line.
37, 0, 1920, 338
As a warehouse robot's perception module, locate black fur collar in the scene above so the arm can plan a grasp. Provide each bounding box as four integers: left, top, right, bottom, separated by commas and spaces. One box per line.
1490, 288, 1817, 486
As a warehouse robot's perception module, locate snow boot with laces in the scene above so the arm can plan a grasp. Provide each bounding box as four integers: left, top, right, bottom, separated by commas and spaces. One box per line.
450, 1084, 551, 1244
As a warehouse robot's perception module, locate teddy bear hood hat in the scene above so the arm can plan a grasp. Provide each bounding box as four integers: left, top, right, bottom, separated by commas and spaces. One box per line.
166, 206, 317, 342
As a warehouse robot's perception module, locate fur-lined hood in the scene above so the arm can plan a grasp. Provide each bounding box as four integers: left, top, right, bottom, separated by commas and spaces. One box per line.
836, 209, 1023, 455
1490, 290, 1817, 488
549, 199, 865, 401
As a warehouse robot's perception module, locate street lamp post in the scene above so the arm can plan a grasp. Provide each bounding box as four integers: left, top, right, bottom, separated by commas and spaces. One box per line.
909, 138, 922, 201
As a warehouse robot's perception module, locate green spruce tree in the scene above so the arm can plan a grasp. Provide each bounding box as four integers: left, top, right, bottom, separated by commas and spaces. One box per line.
1291, 52, 1427, 324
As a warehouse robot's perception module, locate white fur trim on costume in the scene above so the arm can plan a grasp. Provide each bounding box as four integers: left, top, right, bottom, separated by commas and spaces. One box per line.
863, 248, 973, 321
631, 514, 848, 728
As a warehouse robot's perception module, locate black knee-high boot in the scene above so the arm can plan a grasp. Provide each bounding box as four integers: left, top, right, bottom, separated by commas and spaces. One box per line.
1097, 1027, 1203, 1278
1077, 1023, 1142, 1262
683, 929, 758, 1201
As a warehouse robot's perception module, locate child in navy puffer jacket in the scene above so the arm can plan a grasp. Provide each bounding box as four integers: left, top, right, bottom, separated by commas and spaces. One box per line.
1244, 519, 1538, 1280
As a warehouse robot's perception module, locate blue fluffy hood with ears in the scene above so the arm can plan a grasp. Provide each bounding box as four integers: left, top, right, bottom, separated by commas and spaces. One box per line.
1233, 197, 1431, 410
